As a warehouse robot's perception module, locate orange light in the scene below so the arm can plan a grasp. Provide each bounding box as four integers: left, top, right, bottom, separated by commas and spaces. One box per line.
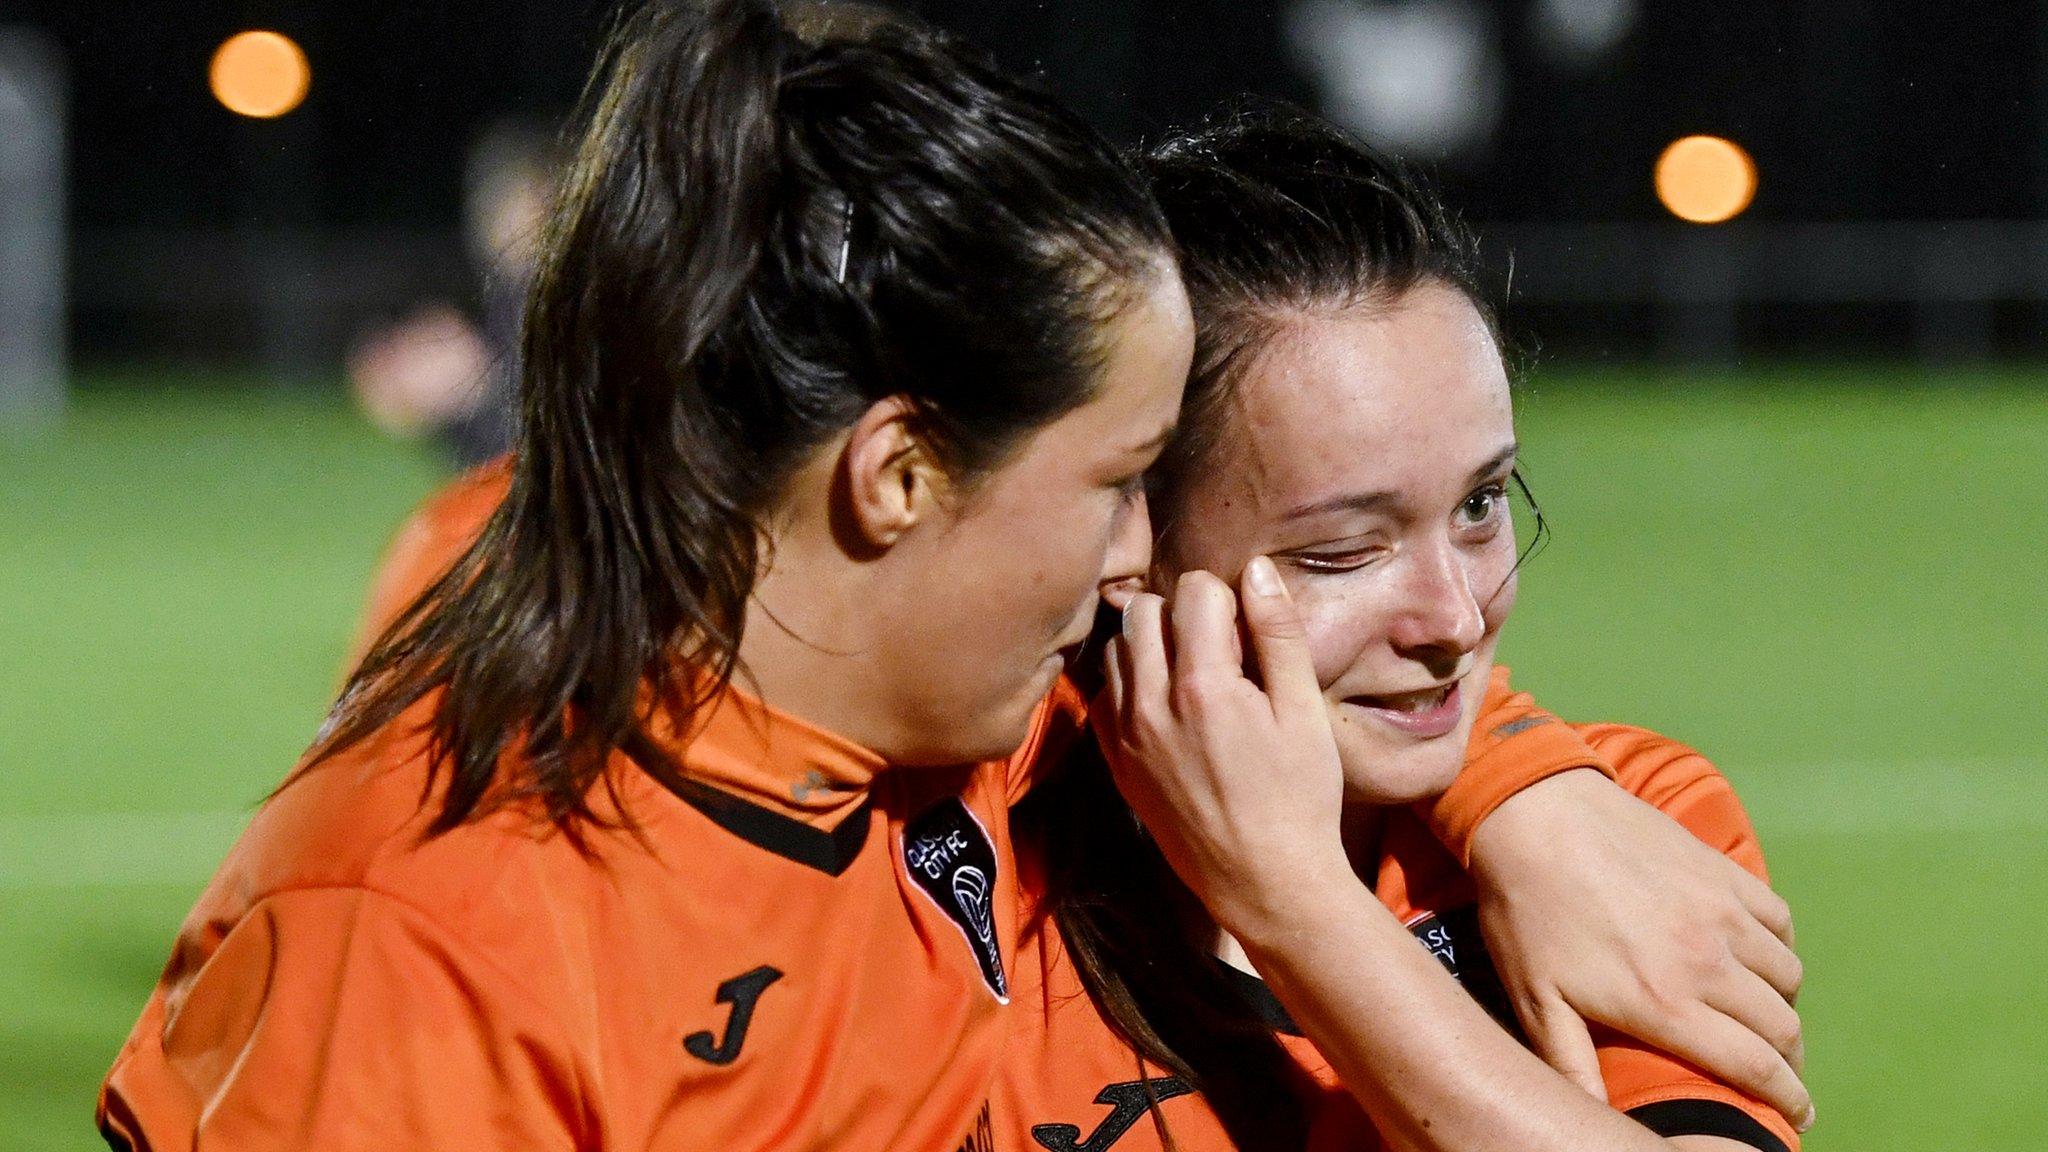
1655, 135, 1756, 224
209, 31, 310, 119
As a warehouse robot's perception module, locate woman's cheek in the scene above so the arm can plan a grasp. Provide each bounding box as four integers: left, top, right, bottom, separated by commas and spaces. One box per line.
1478, 551, 1518, 634
1290, 579, 1381, 690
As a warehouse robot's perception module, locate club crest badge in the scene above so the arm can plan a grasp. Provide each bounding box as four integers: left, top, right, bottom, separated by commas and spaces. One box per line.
904, 797, 1008, 1001
1408, 905, 1521, 1037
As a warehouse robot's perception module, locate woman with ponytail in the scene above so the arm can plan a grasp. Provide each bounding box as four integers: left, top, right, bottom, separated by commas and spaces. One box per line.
99, 3, 1189, 1147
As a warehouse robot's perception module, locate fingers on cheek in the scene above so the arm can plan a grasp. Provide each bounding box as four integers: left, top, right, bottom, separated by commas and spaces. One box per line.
1292, 595, 1353, 690
1169, 572, 1235, 675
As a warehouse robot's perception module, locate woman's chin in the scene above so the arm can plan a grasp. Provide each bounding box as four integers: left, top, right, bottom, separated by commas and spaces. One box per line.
1337, 744, 1465, 807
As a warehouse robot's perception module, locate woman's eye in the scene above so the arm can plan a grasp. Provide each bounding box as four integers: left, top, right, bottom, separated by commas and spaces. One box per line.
1457, 485, 1507, 528
1288, 547, 1382, 574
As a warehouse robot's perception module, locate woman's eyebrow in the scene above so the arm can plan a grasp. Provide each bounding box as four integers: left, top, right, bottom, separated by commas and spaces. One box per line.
1281, 489, 1400, 522
1468, 443, 1519, 485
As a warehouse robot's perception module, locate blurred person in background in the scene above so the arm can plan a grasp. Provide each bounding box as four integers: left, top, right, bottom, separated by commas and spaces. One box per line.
344, 121, 555, 468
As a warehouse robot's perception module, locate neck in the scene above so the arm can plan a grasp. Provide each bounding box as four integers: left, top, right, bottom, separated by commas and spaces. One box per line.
736, 528, 902, 759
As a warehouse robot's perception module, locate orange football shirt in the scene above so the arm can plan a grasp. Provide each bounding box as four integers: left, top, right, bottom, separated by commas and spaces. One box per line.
994, 667, 1800, 1152
99, 451, 1092, 1150
100, 668, 1088, 1151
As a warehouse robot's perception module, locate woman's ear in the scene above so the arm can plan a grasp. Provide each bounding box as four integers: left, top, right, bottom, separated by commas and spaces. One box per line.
841, 395, 944, 549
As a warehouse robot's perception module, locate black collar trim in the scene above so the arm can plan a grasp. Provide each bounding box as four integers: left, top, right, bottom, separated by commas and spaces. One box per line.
1216, 961, 1304, 1037
659, 773, 875, 877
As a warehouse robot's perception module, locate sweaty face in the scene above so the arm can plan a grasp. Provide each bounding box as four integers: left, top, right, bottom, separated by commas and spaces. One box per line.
1155, 284, 1517, 804
890, 269, 1192, 764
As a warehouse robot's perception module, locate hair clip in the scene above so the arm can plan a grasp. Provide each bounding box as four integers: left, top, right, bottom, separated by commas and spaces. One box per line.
834, 196, 855, 284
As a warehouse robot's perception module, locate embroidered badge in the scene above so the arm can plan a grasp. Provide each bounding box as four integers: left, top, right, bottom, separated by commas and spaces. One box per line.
904, 797, 1008, 1001
1408, 905, 1522, 1037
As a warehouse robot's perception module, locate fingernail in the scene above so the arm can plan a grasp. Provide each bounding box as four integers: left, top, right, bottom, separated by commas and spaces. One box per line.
1244, 556, 1282, 597
1798, 1104, 1816, 1132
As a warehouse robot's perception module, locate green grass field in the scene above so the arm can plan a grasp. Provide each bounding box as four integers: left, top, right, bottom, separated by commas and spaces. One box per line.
3, 369, 2043, 1149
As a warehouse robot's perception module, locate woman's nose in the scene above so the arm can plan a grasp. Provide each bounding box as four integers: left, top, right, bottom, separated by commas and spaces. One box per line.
1389, 540, 1485, 669
1097, 489, 1154, 606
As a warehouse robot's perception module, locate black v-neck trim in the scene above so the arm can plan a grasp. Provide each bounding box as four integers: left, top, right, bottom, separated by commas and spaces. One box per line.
660, 773, 875, 877
1216, 961, 1303, 1037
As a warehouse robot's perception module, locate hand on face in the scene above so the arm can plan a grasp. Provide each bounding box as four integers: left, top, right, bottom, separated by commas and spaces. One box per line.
1094, 560, 1353, 934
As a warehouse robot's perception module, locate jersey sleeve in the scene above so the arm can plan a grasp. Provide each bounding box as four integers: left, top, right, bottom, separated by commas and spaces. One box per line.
1585, 724, 1771, 881
99, 885, 587, 1151
1418, 666, 1617, 866
1596, 1038, 1797, 1151
1581, 725, 1797, 1151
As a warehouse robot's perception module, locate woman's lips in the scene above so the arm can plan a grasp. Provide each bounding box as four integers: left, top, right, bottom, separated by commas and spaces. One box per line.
1344, 679, 1463, 739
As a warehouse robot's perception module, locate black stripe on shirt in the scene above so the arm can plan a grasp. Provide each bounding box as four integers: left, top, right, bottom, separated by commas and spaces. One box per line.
662, 773, 875, 876
1627, 1099, 1791, 1152
1215, 960, 1304, 1037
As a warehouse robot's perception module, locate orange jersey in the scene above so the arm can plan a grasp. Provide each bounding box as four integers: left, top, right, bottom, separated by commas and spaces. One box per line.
995, 668, 1799, 1152
100, 669, 1088, 1151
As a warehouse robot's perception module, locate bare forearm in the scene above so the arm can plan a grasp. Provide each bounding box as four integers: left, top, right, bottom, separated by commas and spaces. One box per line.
1231, 874, 1674, 1152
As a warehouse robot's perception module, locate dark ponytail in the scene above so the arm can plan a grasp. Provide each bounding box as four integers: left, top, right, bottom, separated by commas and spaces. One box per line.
1033, 106, 1533, 1151
309, 0, 1171, 834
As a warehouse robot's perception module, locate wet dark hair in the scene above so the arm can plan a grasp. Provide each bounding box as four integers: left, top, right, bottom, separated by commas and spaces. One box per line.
1146, 106, 1509, 537
309, 0, 1172, 833
1024, 106, 1537, 1151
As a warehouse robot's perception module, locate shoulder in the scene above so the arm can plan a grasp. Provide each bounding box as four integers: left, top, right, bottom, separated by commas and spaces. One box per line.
107, 792, 595, 1148
195, 716, 610, 979
353, 456, 513, 657
1571, 722, 1768, 878
377, 456, 512, 584
414, 455, 514, 536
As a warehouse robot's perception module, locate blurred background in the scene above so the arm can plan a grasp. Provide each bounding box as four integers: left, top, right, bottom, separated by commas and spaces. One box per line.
0, 1, 2042, 1148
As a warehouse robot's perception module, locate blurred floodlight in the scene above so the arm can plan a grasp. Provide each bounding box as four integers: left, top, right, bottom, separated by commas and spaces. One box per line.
1530, 0, 1636, 65
1655, 135, 1756, 224
1285, 0, 1502, 161
209, 31, 309, 119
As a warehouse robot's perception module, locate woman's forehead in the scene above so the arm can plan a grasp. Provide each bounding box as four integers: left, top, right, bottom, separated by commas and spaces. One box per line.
1221, 290, 1511, 505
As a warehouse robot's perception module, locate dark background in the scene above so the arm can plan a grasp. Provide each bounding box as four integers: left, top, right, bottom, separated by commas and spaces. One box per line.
22, 1, 2047, 228
7, 0, 2048, 365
